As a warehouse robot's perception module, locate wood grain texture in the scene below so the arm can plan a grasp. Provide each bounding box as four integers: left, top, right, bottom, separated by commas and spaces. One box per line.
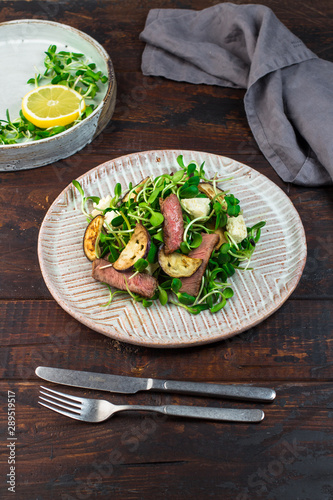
0, 380, 332, 500
0, 0, 332, 498
1, 299, 332, 381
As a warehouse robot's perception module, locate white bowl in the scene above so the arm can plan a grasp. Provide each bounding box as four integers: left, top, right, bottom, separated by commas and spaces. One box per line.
0, 19, 116, 171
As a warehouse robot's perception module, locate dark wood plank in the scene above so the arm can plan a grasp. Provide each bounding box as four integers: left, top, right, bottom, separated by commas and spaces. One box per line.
1, 299, 332, 382
0, 380, 332, 499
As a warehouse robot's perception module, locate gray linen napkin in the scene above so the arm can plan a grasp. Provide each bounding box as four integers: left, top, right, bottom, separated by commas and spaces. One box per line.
139, 3, 333, 186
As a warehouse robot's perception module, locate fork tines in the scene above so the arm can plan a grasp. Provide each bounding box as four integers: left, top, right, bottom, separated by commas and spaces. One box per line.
39, 386, 83, 420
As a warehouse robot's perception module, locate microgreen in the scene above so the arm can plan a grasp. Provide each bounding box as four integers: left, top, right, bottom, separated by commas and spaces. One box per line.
187, 163, 197, 175
72, 180, 84, 197
180, 242, 190, 254
175, 292, 196, 305
139, 202, 164, 227
134, 259, 149, 273
171, 170, 185, 183
111, 215, 124, 227
158, 287, 168, 306
176, 155, 186, 169
224, 194, 241, 216
147, 242, 158, 263
179, 184, 199, 198
159, 279, 173, 290
150, 212, 164, 227
189, 233, 202, 249
210, 296, 227, 313
108, 247, 120, 263
148, 189, 161, 205
153, 232, 164, 243
100, 285, 127, 307
171, 278, 182, 293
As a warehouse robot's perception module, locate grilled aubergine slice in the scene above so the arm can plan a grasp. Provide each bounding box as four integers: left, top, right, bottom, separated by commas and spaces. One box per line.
112, 223, 151, 272
83, 215, 105, 261
158, 246, 202, 278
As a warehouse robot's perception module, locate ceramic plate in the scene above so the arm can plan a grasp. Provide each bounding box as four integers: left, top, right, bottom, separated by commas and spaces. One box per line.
38, 150, 307, 348
0, 19, 116, 171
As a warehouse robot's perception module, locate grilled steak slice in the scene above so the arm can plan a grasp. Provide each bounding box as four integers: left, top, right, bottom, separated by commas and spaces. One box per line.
92, 259, 158, 299
159, 194, 184, 254
180, 233, 219, 296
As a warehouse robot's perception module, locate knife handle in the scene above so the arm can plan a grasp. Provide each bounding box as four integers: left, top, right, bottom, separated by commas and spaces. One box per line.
150, 380, 276, 403
161, 406, 264, 423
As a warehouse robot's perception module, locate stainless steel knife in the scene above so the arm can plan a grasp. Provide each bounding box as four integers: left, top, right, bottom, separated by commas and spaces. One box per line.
35, 366, 276, 402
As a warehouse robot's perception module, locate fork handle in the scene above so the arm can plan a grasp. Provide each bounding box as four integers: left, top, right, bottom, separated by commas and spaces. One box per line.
121, 405, 264, 423
162, 406, 264, 423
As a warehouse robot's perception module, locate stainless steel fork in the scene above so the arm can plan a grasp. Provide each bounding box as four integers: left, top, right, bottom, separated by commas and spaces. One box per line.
39, 386, 264, 423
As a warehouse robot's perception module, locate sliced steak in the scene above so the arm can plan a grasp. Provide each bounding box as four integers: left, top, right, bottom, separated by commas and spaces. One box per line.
180, 233, 219, 296
92, 259, 158, 299
159, 194, 184, 254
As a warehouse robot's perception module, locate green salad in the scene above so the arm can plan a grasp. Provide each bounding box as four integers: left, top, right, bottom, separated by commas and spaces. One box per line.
73, 155, 266, 315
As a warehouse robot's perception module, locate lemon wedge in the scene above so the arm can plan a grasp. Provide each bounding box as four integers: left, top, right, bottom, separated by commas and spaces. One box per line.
22, 85, 86, 129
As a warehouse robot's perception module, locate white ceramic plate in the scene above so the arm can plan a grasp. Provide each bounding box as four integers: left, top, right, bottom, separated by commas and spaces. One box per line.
0, 19, 116, 171
38, 150, 307, 348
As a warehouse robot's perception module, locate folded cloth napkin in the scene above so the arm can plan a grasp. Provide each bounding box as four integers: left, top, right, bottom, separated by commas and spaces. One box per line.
139, 3, 333, 186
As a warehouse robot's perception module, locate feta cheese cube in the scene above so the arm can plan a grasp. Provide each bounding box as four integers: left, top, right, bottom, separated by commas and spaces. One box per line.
181, 198, 211, 218
104, 211, 115, 225
93, 195, 112, 211
91, 195, 113, 218
226, 214, 247, 244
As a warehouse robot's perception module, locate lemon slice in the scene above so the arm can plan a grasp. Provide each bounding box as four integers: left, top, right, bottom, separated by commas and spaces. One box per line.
22, 85, 86, 129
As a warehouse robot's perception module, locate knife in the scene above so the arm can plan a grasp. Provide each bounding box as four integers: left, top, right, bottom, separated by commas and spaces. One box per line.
36, 366, 276, 402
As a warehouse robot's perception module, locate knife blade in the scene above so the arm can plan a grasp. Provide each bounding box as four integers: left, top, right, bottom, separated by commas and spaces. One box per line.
35, 366, 276, 402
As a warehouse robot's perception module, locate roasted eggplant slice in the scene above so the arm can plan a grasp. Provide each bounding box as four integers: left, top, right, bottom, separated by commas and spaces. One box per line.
158, 246, 202, 278
212, 227, 228, 250
207, 221, 228, 250
198, 182, 227, 208
121, 177, 150, 203
83, 215, 105, 262
113, 223, 151, 271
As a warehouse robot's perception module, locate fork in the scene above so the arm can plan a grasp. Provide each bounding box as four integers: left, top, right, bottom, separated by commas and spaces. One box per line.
39, 386, 264, 423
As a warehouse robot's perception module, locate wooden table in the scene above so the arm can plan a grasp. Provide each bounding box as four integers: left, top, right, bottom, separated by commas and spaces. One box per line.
1, 1, 332, 499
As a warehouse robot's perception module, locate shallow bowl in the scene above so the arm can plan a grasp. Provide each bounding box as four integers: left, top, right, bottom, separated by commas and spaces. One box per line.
0, 19, 116, 171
